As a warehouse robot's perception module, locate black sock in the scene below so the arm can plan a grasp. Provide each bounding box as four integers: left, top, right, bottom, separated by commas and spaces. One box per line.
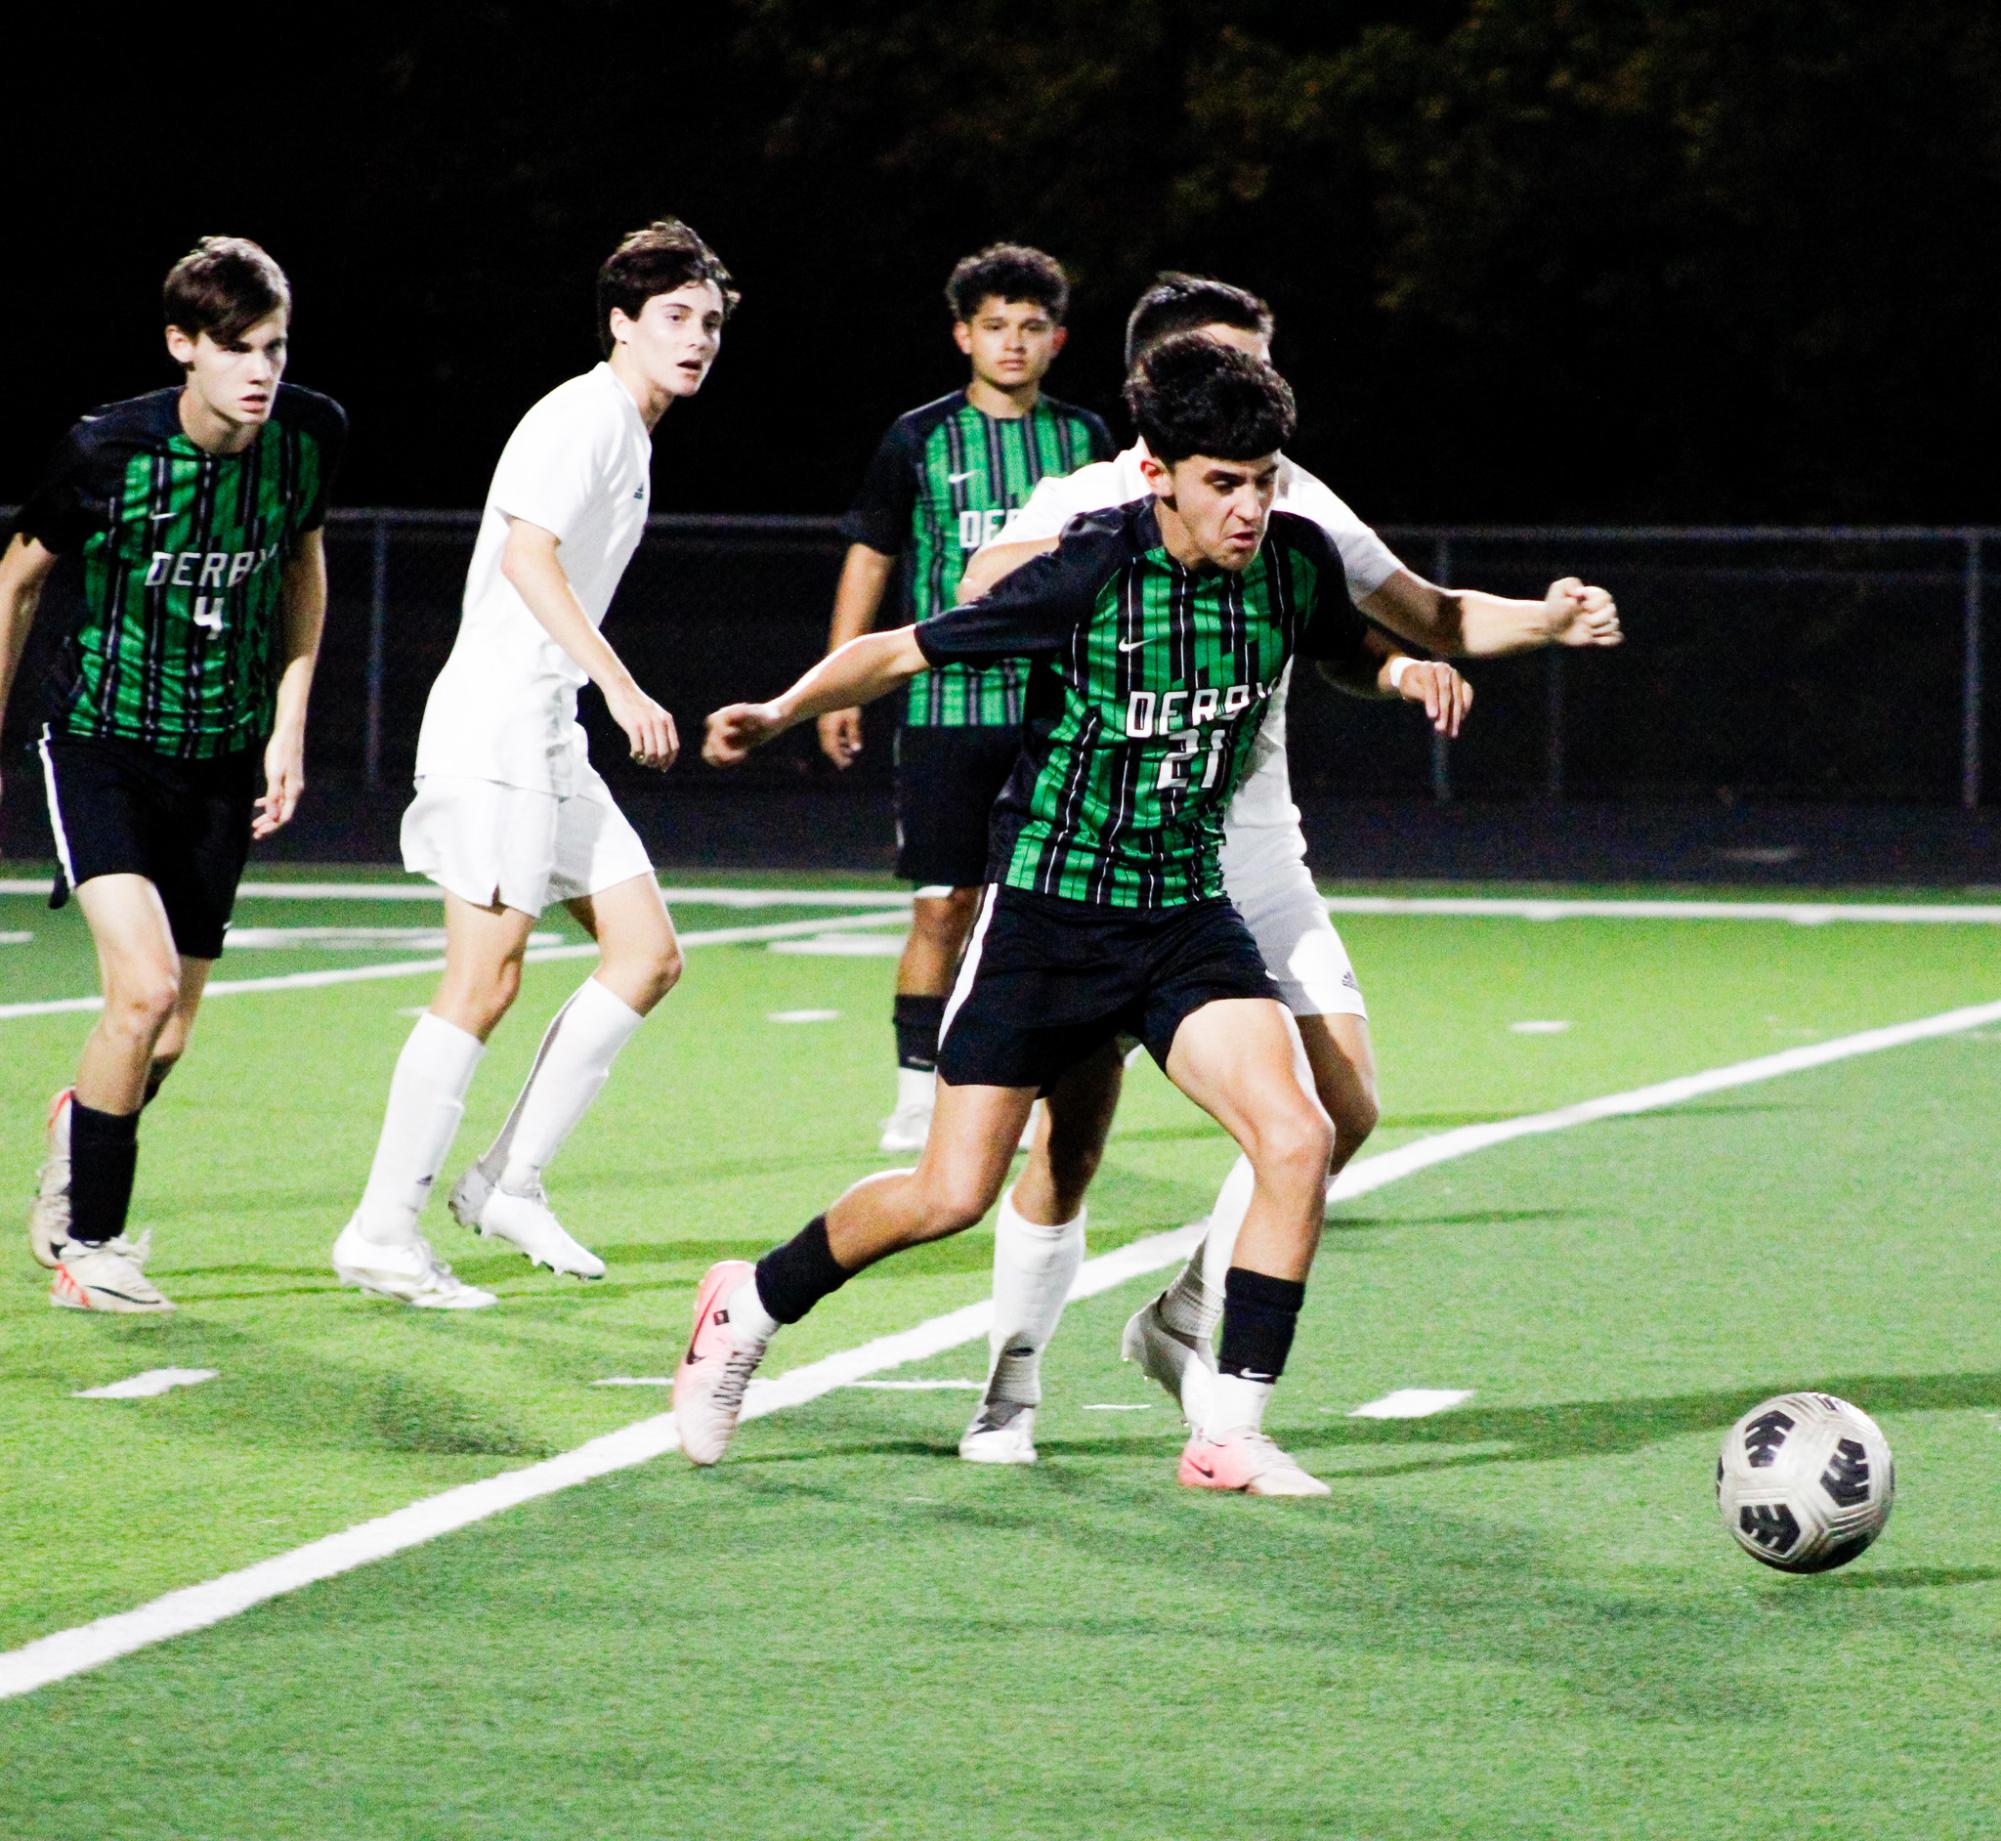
893, 994, 946, 1073
753, 1215, 851, 1324
1217, 1267, 1306, 1383
68, 1100, 140, 1247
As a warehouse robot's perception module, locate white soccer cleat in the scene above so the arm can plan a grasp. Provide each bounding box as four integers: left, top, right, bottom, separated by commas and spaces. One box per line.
958, 1399, 1038, 1465
50, 1235, 172, 1314
1120, 1290, 1217, 1427
448, 1163, 605, 1280
28, 1087, 74, 1270
878, 1097, 933, 1153
332, 1216, 497, 1310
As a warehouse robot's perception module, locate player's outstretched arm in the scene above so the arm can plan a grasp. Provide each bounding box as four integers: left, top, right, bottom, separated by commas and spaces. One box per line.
704, 627, 930, 767
1361, 569, 1621, 658
502, 517, 677, 770
256, 529, 329, 839
1317, 631, 1474, 738
0, 534, 60, 811
817, 543, 896, 769
957, 536, 1057, 604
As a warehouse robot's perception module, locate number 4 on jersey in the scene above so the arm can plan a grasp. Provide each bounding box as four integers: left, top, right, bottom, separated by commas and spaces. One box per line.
192, 596, 225, 635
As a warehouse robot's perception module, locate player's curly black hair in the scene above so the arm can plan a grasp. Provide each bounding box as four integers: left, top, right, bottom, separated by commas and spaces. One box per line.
163, 237, 291, 345
1123, 272, 1273, 370
1124, 333, 1296, 464
597, 218, 740, 355
944, 243, 1071, 323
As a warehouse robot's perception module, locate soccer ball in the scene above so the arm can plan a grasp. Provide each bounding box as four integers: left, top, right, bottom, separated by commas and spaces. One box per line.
1716, 1392, 1894, 1573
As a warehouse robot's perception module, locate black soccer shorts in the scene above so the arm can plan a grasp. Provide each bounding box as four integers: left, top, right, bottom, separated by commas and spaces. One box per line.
892, 723, 1022, 889
936, 883, 1281, 1092
37, 729, 259, 960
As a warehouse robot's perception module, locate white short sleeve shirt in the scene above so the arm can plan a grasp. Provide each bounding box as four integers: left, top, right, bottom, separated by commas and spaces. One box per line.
415, 364, 652, 795
985, 444, 1407, 831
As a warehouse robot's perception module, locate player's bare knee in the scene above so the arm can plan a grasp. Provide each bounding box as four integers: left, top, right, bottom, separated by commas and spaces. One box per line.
913, 890, 978, 954
106, 969, 181, 1044
1333, 1082, 1379, 1153
645, 940, 684, 1003
1255, 1103, 1336, 1191
915, 1170, 1000, 1240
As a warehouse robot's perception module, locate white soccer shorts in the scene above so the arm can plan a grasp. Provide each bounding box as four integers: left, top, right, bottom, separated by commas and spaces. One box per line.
1219, 821, 1367, 1021
400, 768, 654, 915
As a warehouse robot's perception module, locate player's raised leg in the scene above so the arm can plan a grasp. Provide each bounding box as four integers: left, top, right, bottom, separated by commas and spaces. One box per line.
959, 1042, 1123, 1463
452, 868, 680, 1277
333, 889, 537, 1309
677, 1079, 1034, 1465
1160, 997, 1335, 1497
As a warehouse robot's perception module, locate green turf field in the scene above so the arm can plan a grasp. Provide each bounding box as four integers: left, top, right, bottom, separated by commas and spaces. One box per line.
3, 869, 1999, 1839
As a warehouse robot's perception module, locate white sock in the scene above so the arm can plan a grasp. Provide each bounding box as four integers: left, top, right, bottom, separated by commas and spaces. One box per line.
1160, 1154, 1254, 1338
894, 1065, 937, 1114
727, 1276, 782, 1347
357, 1013, 485, 1244
482, 977, 646, 1195
1205, 1372, 1275, 1439
984, 1187, 1087, 1408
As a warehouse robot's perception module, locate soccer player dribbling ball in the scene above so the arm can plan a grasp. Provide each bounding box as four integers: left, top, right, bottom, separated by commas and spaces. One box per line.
952, 274, 1622, 1461
814, 244, 1111, 1153
684, 338, 1470, 1495
1, 237, 344, 1313
331, 218, 734, 1309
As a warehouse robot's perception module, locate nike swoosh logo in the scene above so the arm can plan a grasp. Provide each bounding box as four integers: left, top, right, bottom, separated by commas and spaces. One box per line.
151, 510, 178, 521
1188, 1460, 1217, 1479
947, 470, 976, 485
1117, 636, 1153, 654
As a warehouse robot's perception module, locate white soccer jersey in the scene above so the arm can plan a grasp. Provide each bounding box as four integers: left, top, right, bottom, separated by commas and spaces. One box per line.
987, 444, 1405, 830
415, 364, 653, 796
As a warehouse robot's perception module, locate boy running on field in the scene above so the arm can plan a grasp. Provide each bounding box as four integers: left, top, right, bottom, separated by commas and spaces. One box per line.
1, 236, 343, 1313
950, 274, 1622, 1461
684, 339, 1466, 1495
816, 243, 1112, 1151
332, 217, 733, 1308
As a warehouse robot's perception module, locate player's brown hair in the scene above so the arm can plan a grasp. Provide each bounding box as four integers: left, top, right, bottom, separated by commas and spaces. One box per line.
597, 218, 740, 355
162, 237, 292, 344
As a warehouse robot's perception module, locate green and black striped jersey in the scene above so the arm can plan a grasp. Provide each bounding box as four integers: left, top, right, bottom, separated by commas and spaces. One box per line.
915, 499, 1372, 909
11, 383, 346, 758
840, 390, 1113, 729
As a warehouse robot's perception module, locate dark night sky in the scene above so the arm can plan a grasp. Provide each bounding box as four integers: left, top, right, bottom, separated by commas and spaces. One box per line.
7, 2, 1995, 526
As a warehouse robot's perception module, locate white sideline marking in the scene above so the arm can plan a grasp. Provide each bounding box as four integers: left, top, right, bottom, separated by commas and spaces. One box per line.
0, 909, 909, 1022
1320, 896, 2001, 926
1348, 1388, 1474, 1420
7, 991, 2001, 1701
225, 927, 561, 952
71, 1369, 219, 1401
769, 1009, 841, 1023
0, 880, 917, 907
847, 1378, 983, 1391
0, 931, 30, 945
1084, 1403, 1153, 1413
1509, 1020, 1571, 1035
12, 881, 2001, 927
768, 933, 904, 956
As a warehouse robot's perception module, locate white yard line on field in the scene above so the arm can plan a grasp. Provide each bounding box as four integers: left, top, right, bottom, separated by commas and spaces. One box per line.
0, 910, 910, 1022
6, 989, 2001, 1701
10, 880, 2001, 926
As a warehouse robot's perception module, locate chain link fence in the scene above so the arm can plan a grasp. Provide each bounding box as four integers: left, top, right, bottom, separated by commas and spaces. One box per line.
309, 513, 1990, 810
4, 513, 1990, 865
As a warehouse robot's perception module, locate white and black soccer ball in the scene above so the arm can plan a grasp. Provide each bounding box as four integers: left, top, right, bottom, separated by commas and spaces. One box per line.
1716, 1392, 1894, 1573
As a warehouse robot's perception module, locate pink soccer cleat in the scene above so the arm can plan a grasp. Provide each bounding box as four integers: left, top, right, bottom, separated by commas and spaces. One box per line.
674, 1260, 767, 1466
1178, 1428, 1331, 1498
